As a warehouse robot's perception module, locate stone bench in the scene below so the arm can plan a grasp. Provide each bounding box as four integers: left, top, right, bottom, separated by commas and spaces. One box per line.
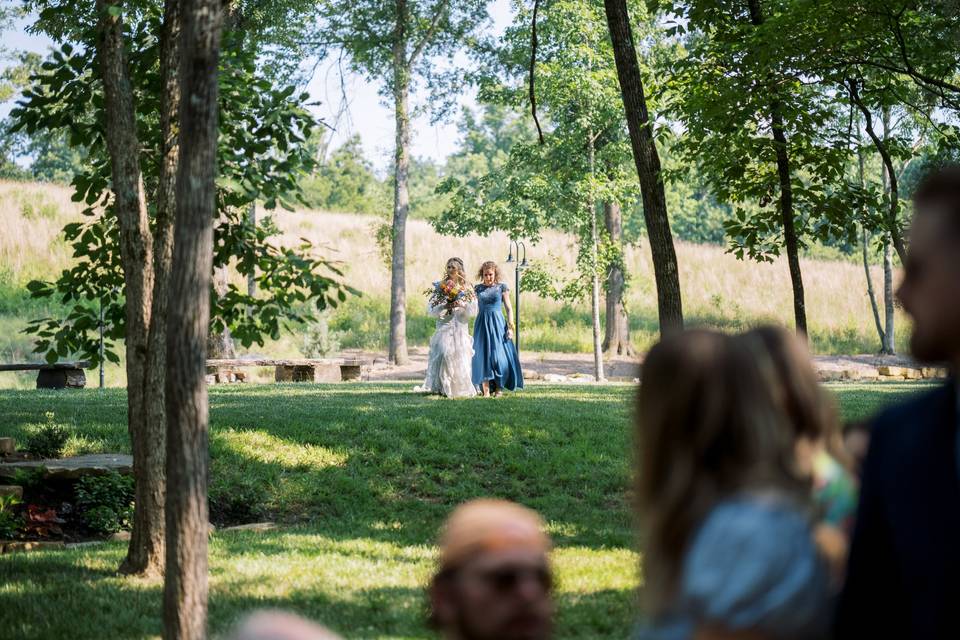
0, 453, 132, 480
0, 361, 90, 389
206, 358, 368, 384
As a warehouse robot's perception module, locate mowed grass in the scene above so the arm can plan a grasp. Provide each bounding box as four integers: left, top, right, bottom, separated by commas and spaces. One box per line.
0, 382, 925, 639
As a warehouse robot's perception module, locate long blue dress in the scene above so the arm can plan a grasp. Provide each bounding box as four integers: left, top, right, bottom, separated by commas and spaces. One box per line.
472, 283, 523, 391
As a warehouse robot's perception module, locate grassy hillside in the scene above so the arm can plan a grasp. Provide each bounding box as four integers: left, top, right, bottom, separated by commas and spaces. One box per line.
0, 180, 908, 386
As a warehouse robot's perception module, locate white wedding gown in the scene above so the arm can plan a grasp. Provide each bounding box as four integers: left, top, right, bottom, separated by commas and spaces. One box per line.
414, 298, 478, 398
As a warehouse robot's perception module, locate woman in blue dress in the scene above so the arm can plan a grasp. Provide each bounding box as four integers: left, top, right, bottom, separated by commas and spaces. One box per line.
472, 261, 523, 397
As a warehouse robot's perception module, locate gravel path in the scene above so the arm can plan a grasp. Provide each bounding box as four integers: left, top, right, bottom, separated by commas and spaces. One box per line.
342, 348, 945, 383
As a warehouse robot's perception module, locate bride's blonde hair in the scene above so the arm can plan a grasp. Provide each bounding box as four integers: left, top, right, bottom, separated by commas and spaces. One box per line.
445, 257, 468, 288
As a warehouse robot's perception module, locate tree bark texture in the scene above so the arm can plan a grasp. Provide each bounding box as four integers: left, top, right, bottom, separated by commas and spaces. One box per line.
602, 201, 633, 356
747, 0, 806, 336
602, 0, 683, 336
163, 0, 221, 636
123, 0, 181, 577
389, 0, 411, 365
95, 0, 163, 577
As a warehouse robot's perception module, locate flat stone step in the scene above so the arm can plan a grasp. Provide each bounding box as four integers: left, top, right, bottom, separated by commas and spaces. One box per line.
2, 540, 66, 553
0, 454, 132, 480
221, 522, 276, 533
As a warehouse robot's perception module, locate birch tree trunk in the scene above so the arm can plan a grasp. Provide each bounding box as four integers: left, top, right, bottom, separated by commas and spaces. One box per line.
388, 0, 411, 365
588, 131, 605, 382
602, 0, 683, 335
882, 237, 895, 354
880, 108, 895, 355
163, 0, 222, 635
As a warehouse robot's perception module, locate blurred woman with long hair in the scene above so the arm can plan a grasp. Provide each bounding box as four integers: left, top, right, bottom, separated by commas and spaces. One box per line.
635, 330, 831, 640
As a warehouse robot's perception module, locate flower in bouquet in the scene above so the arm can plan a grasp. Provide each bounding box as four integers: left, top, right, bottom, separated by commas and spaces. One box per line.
425, 279, 475, 316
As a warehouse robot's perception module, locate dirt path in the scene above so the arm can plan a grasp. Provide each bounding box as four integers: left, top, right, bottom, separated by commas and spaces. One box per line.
343, 348, 944, 383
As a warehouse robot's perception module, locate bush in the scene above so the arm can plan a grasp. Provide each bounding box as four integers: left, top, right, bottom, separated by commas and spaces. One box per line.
0, 494, 22, 539
299, 313, 344, 358
209, 479, 265, 526
74, 472, 134, 534
25, 412, 69, 459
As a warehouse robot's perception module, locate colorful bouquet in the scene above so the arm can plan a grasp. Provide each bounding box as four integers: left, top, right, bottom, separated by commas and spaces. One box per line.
425, 279, 475, 316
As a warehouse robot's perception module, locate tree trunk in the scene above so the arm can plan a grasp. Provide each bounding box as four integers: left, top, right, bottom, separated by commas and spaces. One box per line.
847, 81, 907, 264
95, 0, 160, 576
247, 202, 256, 298
602, 0, 683, 336
602, 200, 633, 356
882, 236, 895, 354
771, 107, 807, 336
120, 0, 180, 577
861, 227, 885, 348
879, 108, 895, 355
747, 0, 806, 336
588, 131, 605, 382
388, 0, 410, 365
163, 0, 222, 636
208, 266, 236, 358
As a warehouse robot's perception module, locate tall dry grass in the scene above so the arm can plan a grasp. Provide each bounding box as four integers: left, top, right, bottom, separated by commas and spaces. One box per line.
0, 181, 908, 361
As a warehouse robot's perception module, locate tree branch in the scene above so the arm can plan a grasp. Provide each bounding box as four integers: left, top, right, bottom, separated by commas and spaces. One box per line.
529, 0, 544, 144
408, 0, 449, 65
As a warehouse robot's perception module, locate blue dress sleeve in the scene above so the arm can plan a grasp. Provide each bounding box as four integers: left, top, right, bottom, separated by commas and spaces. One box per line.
676, 497, 831, 637
500, 282, 510, 293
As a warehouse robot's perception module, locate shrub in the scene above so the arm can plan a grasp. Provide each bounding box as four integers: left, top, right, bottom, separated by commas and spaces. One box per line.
74, 472, 134, 534
0, 494, 22, 539
299, 313, 344, 358
209, 479, 265, 526
25, 412, 69, 459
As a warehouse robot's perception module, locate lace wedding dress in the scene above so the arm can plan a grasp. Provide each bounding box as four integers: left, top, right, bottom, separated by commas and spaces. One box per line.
414, 298, 478, 398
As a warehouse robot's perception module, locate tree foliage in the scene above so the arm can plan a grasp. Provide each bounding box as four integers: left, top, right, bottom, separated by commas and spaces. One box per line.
10, 18, 353, 366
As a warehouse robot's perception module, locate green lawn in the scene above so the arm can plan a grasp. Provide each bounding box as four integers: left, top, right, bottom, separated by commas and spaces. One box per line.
0, 382, 925, 639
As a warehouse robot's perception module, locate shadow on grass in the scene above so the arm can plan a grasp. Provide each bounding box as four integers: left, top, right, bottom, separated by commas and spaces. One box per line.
0, 539, 636, 640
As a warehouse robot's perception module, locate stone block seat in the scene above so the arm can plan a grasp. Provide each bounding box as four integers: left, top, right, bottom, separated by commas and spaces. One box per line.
0, 361, 90, 389
206, 358, 369, 384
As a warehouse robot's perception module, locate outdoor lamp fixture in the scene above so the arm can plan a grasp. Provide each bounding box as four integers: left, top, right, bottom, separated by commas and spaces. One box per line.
505, 240, 527, 351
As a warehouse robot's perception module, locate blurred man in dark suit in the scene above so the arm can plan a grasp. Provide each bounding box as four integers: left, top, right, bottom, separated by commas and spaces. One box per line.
836, 167, 960, 638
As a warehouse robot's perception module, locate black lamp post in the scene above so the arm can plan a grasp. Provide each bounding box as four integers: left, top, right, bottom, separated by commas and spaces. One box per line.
505, 240, 528, 351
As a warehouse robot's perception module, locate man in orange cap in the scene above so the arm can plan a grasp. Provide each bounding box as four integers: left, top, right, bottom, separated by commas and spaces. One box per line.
428, 499, 554, 640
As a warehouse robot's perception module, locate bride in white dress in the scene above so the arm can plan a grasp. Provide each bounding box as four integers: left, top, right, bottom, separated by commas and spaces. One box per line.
415, 257, 478, 398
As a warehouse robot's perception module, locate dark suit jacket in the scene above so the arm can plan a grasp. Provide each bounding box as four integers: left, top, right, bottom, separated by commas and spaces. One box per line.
835, 382, 960, 638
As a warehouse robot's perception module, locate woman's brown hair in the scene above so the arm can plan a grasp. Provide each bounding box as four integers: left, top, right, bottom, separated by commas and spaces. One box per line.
741, 325, 851, 471
636, 330, 801, 614
476, 261, 502, 283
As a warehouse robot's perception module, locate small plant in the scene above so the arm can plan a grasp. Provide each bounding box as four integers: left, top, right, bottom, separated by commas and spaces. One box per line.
22, 504, 64, 538
11, 468, 46, 490
25, 412, 70, 459
0, 494, 22, 539
74, 472, 134, 535
299, 313, 344, 358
